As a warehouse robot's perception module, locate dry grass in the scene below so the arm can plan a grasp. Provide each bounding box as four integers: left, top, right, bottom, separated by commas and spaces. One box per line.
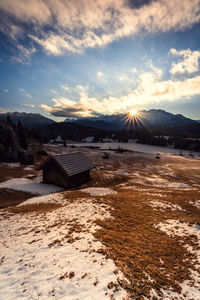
8, 203, 61, 214
1, 147, 200, 298
94, 190, 200, 298
0, 164, 37, 183
89, 155, 200, 298
0, 189, 34, 208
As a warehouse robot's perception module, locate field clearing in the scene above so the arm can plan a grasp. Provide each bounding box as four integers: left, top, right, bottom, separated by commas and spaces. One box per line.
0, 145, 200, 299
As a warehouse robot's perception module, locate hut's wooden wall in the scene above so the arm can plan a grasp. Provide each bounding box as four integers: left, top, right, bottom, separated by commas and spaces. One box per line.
43, 163, 69, 188
68, 170, 90, 188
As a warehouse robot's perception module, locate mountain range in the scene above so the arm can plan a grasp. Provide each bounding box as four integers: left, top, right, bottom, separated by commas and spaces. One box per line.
0, 112, 55, 128
66, 109, 197, 131
0, 110, 199, 134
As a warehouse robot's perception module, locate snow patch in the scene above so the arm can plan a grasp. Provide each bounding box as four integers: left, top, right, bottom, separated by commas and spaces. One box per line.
114, 169, 130, 176
190, 199, 200, 209
23, 166, 34, 171
156, 220, 200, 241
0, 178, 63, 195
18, 193, 65, 206
146, 176, 191, 189
81, 187, 117, 196
3, 162, 20, 168
150, 201, 184, 211
156, 219, 200, 299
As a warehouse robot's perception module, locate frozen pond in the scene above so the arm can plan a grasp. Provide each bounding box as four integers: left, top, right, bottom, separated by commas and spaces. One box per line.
70, 142, 200, 156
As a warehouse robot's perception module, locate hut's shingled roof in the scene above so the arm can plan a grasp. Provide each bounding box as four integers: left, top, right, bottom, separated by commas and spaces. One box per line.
38, 152, 95, 177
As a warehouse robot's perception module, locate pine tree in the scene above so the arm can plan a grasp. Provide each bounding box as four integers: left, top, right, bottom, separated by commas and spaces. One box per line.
6, 115, 14, 128
17, 120, 28, 149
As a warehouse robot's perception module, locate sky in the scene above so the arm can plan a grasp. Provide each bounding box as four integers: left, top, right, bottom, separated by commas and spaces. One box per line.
0, 0, 200, 121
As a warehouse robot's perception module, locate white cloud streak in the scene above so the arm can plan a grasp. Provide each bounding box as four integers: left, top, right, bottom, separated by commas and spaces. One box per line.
19, 88, 32, 98
12, 45, 36, 64
24, 103, 35, 108
61, 85, 70, 92
1, 0, 200, 56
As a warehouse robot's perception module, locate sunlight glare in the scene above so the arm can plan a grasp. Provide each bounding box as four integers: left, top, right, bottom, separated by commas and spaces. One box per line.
129, 108, 137, 116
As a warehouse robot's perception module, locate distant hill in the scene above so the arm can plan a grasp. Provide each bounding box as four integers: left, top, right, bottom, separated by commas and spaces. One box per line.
45, 122, 111, 141
67, 109, 197, 131
0, 112, 55, 128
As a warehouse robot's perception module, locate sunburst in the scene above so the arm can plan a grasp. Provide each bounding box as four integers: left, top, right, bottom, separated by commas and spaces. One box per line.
122, 109, 146, 130
129, 108, 137, 116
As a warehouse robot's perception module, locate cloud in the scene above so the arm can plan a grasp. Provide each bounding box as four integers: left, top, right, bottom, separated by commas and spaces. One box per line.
61, 85, 70, 92
131, 67, 137, 73
97, 71, 103, 78
0, 0, 51, 25
3, 89, 8, 93
1, 0, 200, 57
118, 73, 129, 81
170, 48, 200, 75
50, 89, 57, 94
76, 85, 87, 91
40, 96, 93, 118
24, 103, 35, 108
19, 88, 32, 98
0, 108, 10, 113
12, 45, 36, 64
40, 66, 200, 117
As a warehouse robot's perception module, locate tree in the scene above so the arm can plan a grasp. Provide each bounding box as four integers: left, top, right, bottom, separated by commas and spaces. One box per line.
17, 120, 28, 149
6, 115, 14, 128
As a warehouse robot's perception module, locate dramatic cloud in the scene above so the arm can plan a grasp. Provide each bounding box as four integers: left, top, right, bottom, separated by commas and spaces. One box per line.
40, 66, 200, 118
170, 48, 200, 75
40, 97, 94, 118
1, 0, 200, 57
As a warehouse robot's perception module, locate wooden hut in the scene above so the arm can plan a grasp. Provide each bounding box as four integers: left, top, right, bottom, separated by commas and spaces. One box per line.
37, 152, 95, 188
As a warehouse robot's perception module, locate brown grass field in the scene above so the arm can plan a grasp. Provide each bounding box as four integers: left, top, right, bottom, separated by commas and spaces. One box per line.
0, 146, 200, 299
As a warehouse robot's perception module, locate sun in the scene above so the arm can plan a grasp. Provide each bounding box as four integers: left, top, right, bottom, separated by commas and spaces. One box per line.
122, 108, 144, 129
129, 108, 137, 116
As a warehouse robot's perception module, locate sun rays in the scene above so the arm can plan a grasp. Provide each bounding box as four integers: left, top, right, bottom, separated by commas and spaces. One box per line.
129, 108, 137, 116
122, 109, 146, 130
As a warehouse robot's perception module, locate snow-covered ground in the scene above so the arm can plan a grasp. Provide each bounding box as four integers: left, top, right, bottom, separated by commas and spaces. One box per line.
118, 173, 193, 191
69, 142, 200, 156
0, 177, 63, 195
0, 194, 127, 300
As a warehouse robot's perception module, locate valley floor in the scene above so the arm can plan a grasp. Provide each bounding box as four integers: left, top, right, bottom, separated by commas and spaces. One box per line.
0, 145, 200, 299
